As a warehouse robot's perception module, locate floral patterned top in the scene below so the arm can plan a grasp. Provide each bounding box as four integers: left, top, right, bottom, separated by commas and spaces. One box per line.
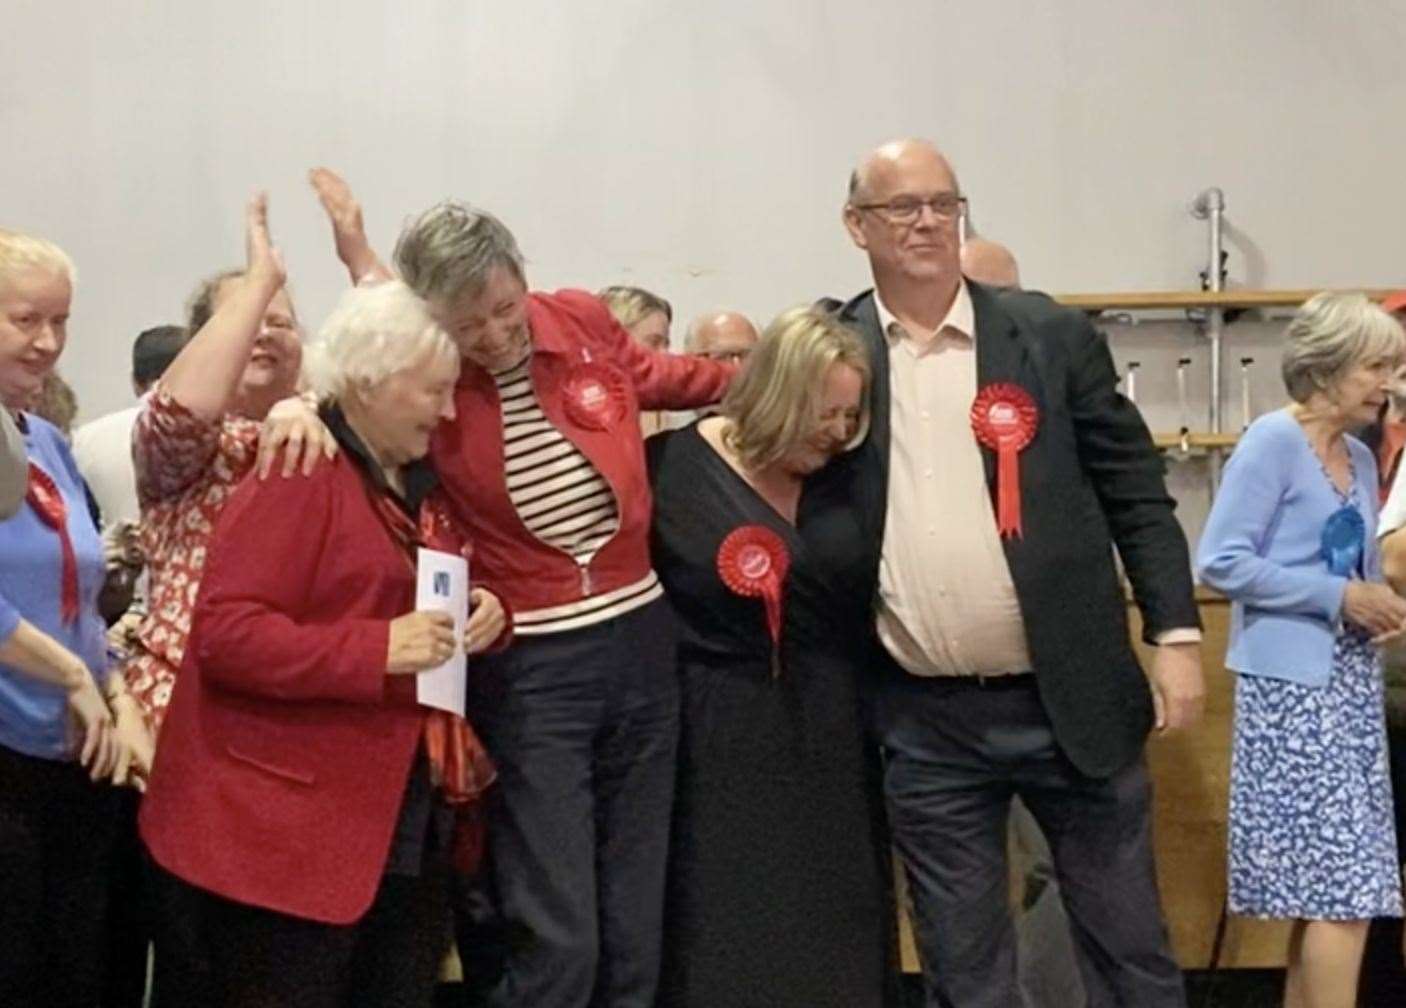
121, 386, 260, 734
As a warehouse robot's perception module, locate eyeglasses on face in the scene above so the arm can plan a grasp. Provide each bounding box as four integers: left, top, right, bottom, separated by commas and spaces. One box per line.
853, 193, 966, 225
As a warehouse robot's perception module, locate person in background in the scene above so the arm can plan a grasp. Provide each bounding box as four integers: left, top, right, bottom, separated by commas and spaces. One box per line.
141, 264, 507, 1007
957, 232, 1083, 1008
1356, 291, 1406, 504
0, 227, 146, 1006
684, 310, 759, 364
1199, 291, 1406, 1008
313, 170, 736, 1008
32, 370, 79, 437
959, 236, 1021, 290
1364, 384, 1406, 1006
0, 406, 24, 518
600, 285, 675, 436
817, 138, 1202, 1007
73, 324, 188, 532
649, 307, 890, 1008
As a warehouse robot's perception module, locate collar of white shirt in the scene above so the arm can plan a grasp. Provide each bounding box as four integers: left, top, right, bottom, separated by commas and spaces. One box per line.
874, 281, 975, 357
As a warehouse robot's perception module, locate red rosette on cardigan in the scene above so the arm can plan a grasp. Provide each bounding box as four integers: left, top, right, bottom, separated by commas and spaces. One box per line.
562, 361, 629, 430
717, 524, 790, 675
970, 383, 1039, 540
25, 462, 79, 625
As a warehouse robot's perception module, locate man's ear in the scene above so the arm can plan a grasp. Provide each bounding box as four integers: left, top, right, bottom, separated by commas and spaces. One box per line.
841, 204, 869, 251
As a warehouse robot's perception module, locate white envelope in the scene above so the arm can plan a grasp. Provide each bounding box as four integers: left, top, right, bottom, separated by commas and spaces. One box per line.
414, 547, 468, 716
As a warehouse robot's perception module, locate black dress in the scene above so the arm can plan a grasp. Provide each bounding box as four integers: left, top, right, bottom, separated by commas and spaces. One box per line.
648, 424, 891, 1008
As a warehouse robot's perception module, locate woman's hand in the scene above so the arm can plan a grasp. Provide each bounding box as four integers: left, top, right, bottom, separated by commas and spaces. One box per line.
386, 611, 457, 674
65, 671, 117, 780
256, 395, 337, 479
1343, 581, 1406, 638
309, 167, 393, 284
108, 694, 153, 791
245, 192, 287, 291
464, 588, 507, 655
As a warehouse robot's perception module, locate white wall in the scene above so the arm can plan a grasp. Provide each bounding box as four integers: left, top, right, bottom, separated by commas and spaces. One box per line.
5, 0, 1406, 438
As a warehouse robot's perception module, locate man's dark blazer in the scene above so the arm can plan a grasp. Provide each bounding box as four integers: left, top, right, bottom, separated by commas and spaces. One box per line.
801, 280, 1199, 779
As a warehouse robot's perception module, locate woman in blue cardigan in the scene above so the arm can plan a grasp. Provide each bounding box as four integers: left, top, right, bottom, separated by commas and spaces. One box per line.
1199, 291, 1406, 1008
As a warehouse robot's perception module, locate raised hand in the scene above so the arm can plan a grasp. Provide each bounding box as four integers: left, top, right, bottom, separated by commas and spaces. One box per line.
245, 192, 287, 289
309, 167, 392, 283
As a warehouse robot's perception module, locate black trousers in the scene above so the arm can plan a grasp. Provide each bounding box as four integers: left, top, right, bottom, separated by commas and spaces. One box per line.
467, 599, 680, 1008
874, 664, 1185, 1008
0, 741, 118, 1008
156, 856, 449, 1008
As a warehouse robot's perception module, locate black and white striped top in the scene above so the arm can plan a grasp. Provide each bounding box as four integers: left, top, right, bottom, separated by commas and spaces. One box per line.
494, 358, 661, 635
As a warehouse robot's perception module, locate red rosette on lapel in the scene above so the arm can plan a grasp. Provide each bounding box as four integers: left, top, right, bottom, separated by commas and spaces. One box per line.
970, 383, 1039, 540
716, 524, 790, 675
561, 361, 629, 430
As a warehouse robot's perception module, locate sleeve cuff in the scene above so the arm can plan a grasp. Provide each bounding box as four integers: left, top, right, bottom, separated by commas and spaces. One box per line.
1155, 628, 1202, 646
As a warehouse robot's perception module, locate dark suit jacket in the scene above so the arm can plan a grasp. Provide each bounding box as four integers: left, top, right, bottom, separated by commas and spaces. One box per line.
802, 281, 1199, 778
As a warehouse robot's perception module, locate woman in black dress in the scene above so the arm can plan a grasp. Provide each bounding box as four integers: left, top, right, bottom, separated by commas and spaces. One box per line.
648, 307, 891, 1008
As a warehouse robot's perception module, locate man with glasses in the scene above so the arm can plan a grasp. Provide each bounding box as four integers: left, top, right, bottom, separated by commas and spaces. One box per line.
803, 138, 1203, 1007
684, 310, 759, 364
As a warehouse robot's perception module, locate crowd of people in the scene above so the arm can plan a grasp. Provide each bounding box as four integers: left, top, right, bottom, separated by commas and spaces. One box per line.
0, 136, 1403, 1008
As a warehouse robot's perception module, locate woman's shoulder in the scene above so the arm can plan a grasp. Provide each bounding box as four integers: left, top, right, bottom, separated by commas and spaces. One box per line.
645, 420, 707, 480
1233, 408, 1303, 457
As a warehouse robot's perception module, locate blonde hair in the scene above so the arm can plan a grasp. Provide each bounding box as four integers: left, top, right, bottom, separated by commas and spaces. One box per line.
598, 285, 672, 331
303, 280, 458, 402
1282, 291, 1406, 403
0, 228, 76, 290
722, 306, 870, 470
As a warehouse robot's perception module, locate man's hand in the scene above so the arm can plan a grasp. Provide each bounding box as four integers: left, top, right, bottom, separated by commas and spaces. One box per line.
257, 395, 337, 479
309, 167, 392, 284
1148, 641, 1205, 733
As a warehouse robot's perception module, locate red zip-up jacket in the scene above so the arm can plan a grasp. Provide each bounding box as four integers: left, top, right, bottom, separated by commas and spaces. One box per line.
430, 289, 735, 613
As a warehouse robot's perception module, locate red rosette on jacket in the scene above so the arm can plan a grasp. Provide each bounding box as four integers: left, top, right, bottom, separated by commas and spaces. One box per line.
562, 361, 629, 430
25, 462, 79, 625
716, 524, 790, 675
970, 383, 1039, 539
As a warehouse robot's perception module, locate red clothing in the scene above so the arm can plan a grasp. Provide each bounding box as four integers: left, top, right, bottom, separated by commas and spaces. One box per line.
1378, 419, 1406, 504
140, 451, 430, 925
431, 289, 734, 614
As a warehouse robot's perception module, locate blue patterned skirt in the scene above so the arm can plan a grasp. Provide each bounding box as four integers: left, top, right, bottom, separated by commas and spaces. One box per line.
1228, 629, 1403, 919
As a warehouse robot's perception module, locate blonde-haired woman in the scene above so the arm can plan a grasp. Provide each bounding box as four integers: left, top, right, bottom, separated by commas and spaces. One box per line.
600, 285, 674, 435
647, 306, 889, 1008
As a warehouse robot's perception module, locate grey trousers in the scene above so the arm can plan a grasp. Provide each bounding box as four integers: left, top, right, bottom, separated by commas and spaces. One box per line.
468, 599, 680, 1008
875, 666, 1184, 1008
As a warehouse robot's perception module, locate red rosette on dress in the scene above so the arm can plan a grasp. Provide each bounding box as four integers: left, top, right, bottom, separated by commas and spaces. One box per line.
561, 361, 629, 430
716, 524, 790, 676
970, 382, 1039, 539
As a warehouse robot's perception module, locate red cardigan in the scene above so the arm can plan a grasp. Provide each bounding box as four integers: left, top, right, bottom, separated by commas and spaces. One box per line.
140, 452, 438, 925
431, 289, 734, 612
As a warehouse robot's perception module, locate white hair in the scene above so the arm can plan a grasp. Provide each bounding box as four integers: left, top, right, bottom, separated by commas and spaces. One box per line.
0, 228, 76, 290
303, 280, 457, 401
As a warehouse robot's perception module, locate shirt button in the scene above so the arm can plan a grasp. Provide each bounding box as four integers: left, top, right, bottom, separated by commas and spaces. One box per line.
928, 526, 936, 536
922, 411, 931, 421
925, 468, 933, 478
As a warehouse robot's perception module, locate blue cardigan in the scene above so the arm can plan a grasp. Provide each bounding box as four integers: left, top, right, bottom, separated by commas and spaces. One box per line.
1196, 408, 1380, 687
0, 413, 108, 760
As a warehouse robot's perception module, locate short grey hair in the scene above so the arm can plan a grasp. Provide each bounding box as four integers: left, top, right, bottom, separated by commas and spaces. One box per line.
393, 200, 525, 308
1281, 291, 1406, 403
303, 280, 458, 402
0, 228, 76, 289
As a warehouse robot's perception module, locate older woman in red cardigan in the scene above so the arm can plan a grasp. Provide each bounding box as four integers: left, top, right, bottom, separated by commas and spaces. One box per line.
140, 207, 507, 1008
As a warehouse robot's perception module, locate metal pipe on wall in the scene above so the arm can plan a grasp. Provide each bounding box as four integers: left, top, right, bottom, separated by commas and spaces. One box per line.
1191, 186, 1226, 490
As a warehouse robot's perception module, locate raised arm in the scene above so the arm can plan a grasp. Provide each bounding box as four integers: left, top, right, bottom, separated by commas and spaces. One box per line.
310, 167, 394, 286
159, 194, 286, 423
